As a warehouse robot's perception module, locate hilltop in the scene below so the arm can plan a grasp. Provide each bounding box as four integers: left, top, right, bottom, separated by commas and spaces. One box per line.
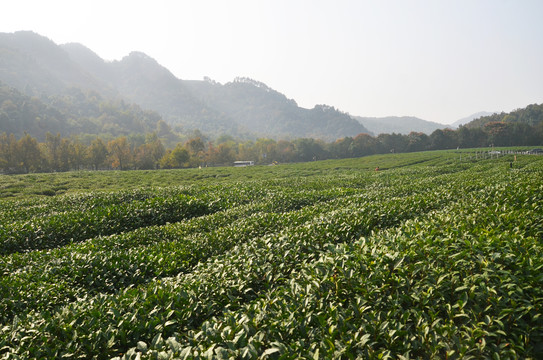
0, 31, 369, 141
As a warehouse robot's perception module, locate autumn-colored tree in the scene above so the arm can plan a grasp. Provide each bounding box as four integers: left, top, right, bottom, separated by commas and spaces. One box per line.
134, 134, 165, 170
134, 143, 156, 170
237, 140, 256, 162
206, 142, 235, 165
107, 137, 132, 170
254, 138, 276, 163
275, 140, 296, 163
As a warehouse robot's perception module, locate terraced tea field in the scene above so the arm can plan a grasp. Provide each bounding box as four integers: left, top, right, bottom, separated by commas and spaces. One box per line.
0, 151, 542, 359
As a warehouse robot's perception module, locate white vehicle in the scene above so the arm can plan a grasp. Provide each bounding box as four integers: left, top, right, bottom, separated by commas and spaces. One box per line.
233, 161, 254, 167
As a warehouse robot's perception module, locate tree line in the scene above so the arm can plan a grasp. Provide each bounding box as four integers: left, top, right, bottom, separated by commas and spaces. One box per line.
1, 119, 542, 174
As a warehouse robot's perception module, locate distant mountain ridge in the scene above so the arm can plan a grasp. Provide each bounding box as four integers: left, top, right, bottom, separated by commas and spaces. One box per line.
450, 111, 495, 128
353, 116, 447, 135
0, 31, 369, 141
464, 103, 543, 129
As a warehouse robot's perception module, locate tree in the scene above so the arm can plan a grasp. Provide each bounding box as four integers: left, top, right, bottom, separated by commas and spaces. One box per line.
159, 143, 190, 168
254, 138, 277, 163
185, 137, 207, 166
406, 132, 430, 152
185, 137, 206, 155
483, 122, 510, 147
58, 138, 75, 171
44, 132, 62, 171
17, 133, 42, 173
107, 137, 132, 170
329, 137, 353, 159
0, 133, 18, 172
147, 133, 165, 169
429, 129, 458, 150
206, 142, 235, 165
457, 126, 487, 148
293, 138, 327, 162
351, 133, 378, 157
275, 140, 296, 163
377, 133, 408, 154
135, 143, 156, 170
134, 135, 165, 170
72, 139, 87, 171
88, 138, 108, 170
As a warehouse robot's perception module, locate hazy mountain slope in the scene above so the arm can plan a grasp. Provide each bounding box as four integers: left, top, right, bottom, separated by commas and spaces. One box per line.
0, 81, 163, 140
353, 116, 446, 135
1, 31, 370, 140
465, 103, 543, 128
0, 81, 69, 138
450, 111, 495, 128
184, 78, 369, 140
60, 43, 117, 88
0, 31, 112, 96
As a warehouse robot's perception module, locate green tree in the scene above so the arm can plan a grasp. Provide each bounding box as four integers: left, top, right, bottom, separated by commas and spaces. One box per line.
185, 137, 207, 166
329, 137, 353, 159
0, 133, 18, 172
72, 139, 87, 171
406, 132, 430, 152
429, 129, 458, 150
44, 132, 62, 171
160, 143, 190, 168
17, 133, 42, 173
351, 133, 378, 157
146, 133, 165, 168
88, 138, 108, 170
293, 138, 327, 162
58, 138, 75, 172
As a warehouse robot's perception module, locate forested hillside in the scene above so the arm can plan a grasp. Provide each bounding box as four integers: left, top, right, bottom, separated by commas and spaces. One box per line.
0, 31, 369, 141
461, 103, 543, 146
184, 77, 366, 140
0, 82, 168, 140
466, 103, 543, 128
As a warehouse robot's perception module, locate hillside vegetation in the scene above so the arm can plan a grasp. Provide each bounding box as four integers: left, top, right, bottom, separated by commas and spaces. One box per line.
0, 82, 165, 140
466, 103, 543, 128
0, 31, 369, 140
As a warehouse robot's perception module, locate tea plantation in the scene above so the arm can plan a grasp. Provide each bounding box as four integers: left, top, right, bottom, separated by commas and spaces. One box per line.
0, 150, 542, 359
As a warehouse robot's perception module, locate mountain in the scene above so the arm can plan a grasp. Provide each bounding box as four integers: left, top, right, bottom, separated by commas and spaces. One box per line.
352, 116, 447, 135
450, 111, 495, 128
184, 77, 367, 140
0, 81, 164, 140
0, 31, 369, 141
464, 103, 543, 129
0, 31, 114, 97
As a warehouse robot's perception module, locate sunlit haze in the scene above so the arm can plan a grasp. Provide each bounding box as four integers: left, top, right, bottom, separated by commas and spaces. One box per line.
2, 0, 543, 124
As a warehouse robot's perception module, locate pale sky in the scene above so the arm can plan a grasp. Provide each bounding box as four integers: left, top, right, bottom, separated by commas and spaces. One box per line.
2, 0, 543, 124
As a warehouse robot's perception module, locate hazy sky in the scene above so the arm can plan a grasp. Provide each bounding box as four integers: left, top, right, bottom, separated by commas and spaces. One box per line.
2, 0, 543, 124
